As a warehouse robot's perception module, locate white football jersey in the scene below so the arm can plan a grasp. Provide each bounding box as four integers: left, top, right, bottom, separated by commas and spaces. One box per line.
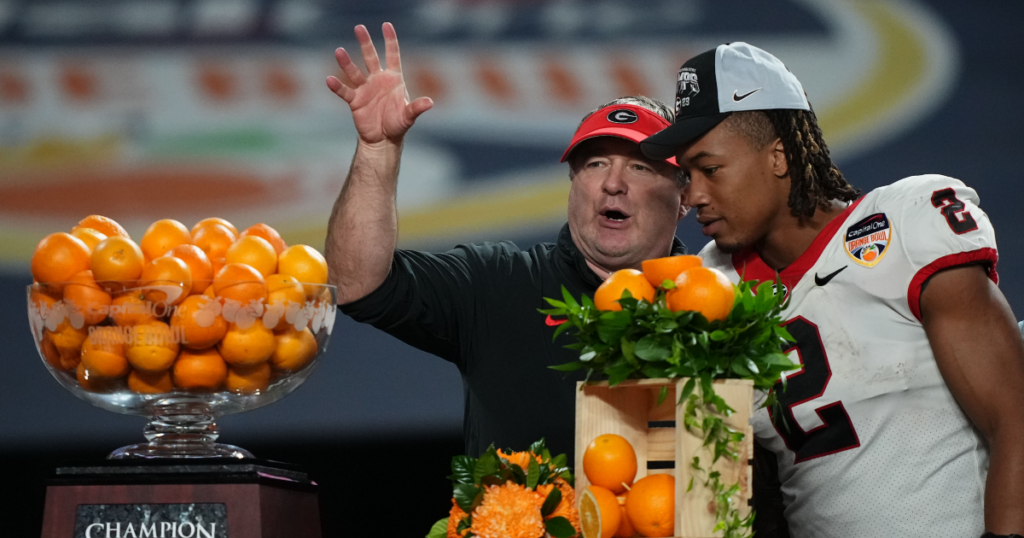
700, 175, 998, 537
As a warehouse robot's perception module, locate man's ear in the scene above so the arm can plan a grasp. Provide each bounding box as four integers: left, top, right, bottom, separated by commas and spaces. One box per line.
677, 190, 690, 220
770, 138, 788, 178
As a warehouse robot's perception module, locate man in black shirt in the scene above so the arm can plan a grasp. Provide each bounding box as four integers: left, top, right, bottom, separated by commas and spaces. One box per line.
324, 23, 688, 460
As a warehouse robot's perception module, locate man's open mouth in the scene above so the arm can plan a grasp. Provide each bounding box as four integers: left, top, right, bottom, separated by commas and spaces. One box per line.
601, 209, 630, 222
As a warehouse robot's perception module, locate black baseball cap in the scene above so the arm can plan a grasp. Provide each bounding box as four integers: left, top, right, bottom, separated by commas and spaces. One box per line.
640, 42, 810, 161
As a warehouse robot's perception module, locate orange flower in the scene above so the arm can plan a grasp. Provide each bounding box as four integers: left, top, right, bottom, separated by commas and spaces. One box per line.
497, 448, 542, 470
470, 482, 546, 538
447, 498, 469, 538
536, 479, 580, 534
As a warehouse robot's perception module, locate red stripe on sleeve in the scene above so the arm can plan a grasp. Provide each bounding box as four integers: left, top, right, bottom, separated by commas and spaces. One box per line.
907, 248, 999, 322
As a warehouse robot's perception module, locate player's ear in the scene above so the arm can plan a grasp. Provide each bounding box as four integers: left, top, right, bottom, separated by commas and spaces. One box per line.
770, 138, 788, 178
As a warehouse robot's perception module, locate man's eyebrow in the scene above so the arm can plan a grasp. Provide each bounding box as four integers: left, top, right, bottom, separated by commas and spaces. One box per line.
685, 150, 718, 163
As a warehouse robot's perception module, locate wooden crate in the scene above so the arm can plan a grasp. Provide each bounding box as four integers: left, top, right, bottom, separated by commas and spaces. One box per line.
575, 378, 754, 538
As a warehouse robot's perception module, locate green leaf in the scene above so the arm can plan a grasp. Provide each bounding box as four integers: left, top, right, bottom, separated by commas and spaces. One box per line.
606, 360, 635, 386
678, 378, 696, 404
543, 297, 568, 309
426, 518, 449, 538
580, 350, 597, 362
541, 487, 563, 516
456, 515, 472, 534
450, 456, 475, 485
454, 483, 482, 513
657, 385, 669, 406
551, 453, 567, 469
549, 361, 586, 372
561, 286, 580, 309
635, 334, 671, 361
621, 337, 637, 365
642, 364, 667, 378
661, 279, 676, 290
527, 458, 540, 489
473, 452, 500, 484
545, 517, 577, 538
710, 330, 730, 342
529, 438, 547, 455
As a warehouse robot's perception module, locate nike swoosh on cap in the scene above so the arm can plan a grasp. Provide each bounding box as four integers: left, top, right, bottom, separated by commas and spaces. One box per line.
545, 315, 567, 326
733, 88, 761, 101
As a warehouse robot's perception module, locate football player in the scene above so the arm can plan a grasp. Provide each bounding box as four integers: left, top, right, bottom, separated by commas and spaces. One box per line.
641, 42, 1024, 538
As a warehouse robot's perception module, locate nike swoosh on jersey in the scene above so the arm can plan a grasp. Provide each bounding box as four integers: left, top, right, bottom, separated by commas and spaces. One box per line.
814, 265, 848, 286
545, 315, 567, 326
733, 88, 761, 101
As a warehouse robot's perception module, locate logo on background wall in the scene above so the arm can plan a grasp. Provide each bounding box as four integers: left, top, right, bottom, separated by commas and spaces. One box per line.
675, 67, 700, 110
845, 213, 892, 267
606, 109, 639, 124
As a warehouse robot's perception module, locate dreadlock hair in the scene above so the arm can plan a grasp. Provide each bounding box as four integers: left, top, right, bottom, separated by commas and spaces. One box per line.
570, 95, 687, 187
724, 107, 860, 218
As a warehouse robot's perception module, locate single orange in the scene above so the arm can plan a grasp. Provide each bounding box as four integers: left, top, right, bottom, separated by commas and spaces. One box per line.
164, 244, 214, 294
614, 493, 636, 538
225, 235, 277, 277
63, 270, 112, 325
240, 223, 287, 254
171, 295, 228, 350
77, 362, 118, 392
173, 348, 228, 391
624, 474, 675, 538
265, 274, 306, 331
140, 256, 193, 305
90, 236, 145, 291
277, 245, 328, 297
40, 334, 63, 369
583, 434, 638, 494
580, 485, 622, 538
81, 326, 130, 378
140, 219, 192, 262
191, 217, 239, 237
225, 362, 272, 394
70, 226, 107, 253
125, 321, 180, 372
666, 266, 736, 322
641, 255, 703, 289
110, 291, 156, 327
46, 322, 89, 370
218, 320, 275, 366
128, 369, 174, 394
213, 263, 268, 305
31, 232, 92, 291
75, 214, 130, 239
270, 327, 317, 371
192, 223, 236, 261
593, 269, 656, 312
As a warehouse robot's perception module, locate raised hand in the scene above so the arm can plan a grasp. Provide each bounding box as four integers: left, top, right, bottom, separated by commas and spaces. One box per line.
327, 23, 433, 147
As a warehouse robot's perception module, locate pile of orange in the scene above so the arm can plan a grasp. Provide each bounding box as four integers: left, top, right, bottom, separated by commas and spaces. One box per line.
580, 434, 676, 538
593, 256, 736, 322
31, 214, 330, 395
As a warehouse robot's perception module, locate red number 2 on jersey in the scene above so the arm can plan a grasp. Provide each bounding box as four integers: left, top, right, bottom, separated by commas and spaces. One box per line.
768, 317, 861, 463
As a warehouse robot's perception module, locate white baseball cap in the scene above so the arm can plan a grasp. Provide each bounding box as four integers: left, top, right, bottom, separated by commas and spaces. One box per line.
640, 42, 810, 160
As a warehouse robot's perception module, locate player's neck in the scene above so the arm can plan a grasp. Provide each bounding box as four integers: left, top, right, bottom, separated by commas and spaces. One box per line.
757, 201, 849, 270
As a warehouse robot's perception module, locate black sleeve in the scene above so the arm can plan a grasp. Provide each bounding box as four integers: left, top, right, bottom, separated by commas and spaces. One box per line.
338, 248, 477, 367
751, 440, 790, 538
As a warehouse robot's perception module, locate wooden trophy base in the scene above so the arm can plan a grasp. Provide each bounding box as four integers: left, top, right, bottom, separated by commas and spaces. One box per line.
41, 459, 322, 538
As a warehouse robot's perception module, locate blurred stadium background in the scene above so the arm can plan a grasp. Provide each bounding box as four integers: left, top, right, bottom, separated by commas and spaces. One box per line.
2, 0, 1021, 535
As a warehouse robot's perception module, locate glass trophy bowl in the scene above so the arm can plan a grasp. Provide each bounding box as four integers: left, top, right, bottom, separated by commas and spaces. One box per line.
27, 280, 337, 459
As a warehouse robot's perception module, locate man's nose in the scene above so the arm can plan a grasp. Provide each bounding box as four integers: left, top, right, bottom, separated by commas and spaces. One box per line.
684, 176, 709, 207
601, 162, 628, 195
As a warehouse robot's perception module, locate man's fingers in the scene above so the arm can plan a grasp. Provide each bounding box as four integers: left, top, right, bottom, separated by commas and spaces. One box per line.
326, 76, 355, 102
382, 22, 402, 72
354, 24, 382, 73
406, 96, 434, 123
334, 48, 366, 86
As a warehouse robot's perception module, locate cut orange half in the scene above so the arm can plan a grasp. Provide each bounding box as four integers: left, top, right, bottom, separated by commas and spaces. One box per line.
580, 485, 621, 538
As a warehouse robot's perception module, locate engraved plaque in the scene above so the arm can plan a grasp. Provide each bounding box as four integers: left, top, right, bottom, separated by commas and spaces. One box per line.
74, 504, 227, 538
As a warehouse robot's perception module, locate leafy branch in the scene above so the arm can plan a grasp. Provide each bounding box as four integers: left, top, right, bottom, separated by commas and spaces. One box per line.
542, 278, 797, 537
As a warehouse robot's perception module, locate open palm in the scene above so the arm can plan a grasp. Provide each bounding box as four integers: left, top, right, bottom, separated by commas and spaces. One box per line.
327, 23, 433, 146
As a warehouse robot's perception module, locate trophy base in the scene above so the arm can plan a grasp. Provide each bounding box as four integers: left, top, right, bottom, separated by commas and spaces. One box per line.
108, 441, 254, 459
41, 459, 321, 538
